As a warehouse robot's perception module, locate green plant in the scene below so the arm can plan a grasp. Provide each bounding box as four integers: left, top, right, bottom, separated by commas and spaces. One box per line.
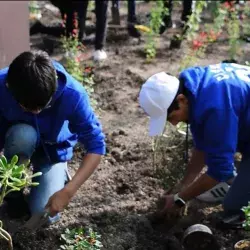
242, 202, 250, 230
61, 13, 97, 109
29, 1, 40, 15
144, 0, 168, 62
226, 5, 241, 61
29, 0, 42, 20
0, 154, 42, 249
60, 227, 103, 250
184, 1, 208, 41
178, 2, 227, 72
242, 2, 250, 37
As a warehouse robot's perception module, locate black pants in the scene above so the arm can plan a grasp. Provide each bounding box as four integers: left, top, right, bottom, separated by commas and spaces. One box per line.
49, 0, 108, 50
95, 0, 108, 50
164, 0, 193, 23
111, 0, 137, 23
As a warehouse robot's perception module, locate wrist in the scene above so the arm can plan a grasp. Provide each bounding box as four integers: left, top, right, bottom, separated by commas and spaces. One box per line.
64, 183, 77, 199
174, 193, 186, 207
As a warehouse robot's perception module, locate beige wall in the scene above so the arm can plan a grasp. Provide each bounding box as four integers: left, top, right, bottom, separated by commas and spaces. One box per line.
0, 1, 30, 68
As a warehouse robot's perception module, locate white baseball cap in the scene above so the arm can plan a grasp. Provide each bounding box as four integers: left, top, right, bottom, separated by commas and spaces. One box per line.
139, 72, 180, 136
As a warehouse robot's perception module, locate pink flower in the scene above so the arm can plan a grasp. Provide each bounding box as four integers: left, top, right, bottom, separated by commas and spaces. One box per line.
192, 40, 203, 50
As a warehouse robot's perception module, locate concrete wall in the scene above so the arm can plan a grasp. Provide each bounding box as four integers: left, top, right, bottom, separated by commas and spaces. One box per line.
0, 1, 30, 68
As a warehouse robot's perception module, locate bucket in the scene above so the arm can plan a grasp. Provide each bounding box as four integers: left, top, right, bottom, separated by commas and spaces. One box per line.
182, 224, 220, 250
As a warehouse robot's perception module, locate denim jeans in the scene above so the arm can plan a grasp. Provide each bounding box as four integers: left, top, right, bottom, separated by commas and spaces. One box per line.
223, 157, 250, 216
4, 123, 69, 224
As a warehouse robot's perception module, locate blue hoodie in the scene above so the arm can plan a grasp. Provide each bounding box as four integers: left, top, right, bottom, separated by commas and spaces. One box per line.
179, 63, 250, 182
0, 60, 106, 163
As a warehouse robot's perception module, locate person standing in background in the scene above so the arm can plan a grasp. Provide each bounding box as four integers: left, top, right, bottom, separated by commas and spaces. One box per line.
160, 0, 193, 34
110, 0, 141, 38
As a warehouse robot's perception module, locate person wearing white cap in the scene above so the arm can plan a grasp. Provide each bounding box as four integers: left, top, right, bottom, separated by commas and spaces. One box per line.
139, 63, 250, 225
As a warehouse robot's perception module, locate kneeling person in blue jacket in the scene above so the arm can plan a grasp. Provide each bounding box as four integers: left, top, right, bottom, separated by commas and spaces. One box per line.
0, 50, 105, 223
139, 63, 250, 220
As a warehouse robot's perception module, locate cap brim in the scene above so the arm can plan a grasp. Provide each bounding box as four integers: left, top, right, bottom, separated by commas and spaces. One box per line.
149, 112, 167, 136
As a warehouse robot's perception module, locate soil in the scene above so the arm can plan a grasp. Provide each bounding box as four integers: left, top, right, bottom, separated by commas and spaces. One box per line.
1, 1, 250, 250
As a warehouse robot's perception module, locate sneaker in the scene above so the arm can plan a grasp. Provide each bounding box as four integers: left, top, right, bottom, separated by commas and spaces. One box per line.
93, 50, 107, 62
128, 24, 141, 38
217, 213, 245, 229
196, 182, 230, 203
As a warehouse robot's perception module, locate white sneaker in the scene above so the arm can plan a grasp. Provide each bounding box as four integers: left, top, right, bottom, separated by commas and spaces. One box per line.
93, 50, 107, 62
196, 182, 230, 203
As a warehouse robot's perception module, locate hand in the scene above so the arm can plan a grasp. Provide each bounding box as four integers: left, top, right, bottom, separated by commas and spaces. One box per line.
45, 188, 72, 217
160, 194, 175, 214
165, 182, 183, 194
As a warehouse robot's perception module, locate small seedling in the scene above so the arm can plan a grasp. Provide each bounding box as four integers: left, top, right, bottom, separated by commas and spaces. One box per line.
60, 227, 103, 250
0, 154, 42, 249
242, 202, 250, 230
61, 12, 97, 109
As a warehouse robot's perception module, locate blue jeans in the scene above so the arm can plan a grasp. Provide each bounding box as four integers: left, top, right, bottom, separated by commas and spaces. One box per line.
4, 123, 69, 224
223, 157, 250, 216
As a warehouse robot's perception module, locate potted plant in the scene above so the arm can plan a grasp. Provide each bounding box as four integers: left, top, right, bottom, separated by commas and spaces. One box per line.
169, 34, 182, 49
234, 202, 250, 250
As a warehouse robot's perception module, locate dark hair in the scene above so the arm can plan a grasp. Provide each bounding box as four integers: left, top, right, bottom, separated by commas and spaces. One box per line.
167, 76, 188, 115
7, 50, 57, 111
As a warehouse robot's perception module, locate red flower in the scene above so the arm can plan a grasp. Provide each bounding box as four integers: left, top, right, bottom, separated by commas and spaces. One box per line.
84, 67, 92, 73
208, 30, 217, 41
192, 40, 203, 50
73, 18, 78, 29
223, 1, 233, 9
77, 44, 86, 51
75, 57, 80, 63
72, 29, 78, 35
199, 32, 207, 39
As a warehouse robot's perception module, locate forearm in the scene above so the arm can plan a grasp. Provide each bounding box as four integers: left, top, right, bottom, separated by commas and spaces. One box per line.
180, 148, 205, 190
64, 153, 101, 198
179, 173, 218, 201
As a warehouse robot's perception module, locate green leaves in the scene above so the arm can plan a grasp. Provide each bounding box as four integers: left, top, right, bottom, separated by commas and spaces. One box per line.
60, 227, 103, 250
0, 155, 42, 205
0, 154, 43, 249
144, 0, 167, 61
242, 202, 250, 230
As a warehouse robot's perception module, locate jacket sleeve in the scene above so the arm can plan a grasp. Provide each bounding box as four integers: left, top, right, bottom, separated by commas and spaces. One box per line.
200, 107, 238, 182
68, 90, 106, 155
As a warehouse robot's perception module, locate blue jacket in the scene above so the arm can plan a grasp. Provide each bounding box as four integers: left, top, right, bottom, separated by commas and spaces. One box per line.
0, 61, 106, 163
180, 63, 250, 182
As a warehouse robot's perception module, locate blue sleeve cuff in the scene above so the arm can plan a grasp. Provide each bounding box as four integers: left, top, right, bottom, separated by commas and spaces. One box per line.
86, 144, 106, 155
206, 167, 235, 182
